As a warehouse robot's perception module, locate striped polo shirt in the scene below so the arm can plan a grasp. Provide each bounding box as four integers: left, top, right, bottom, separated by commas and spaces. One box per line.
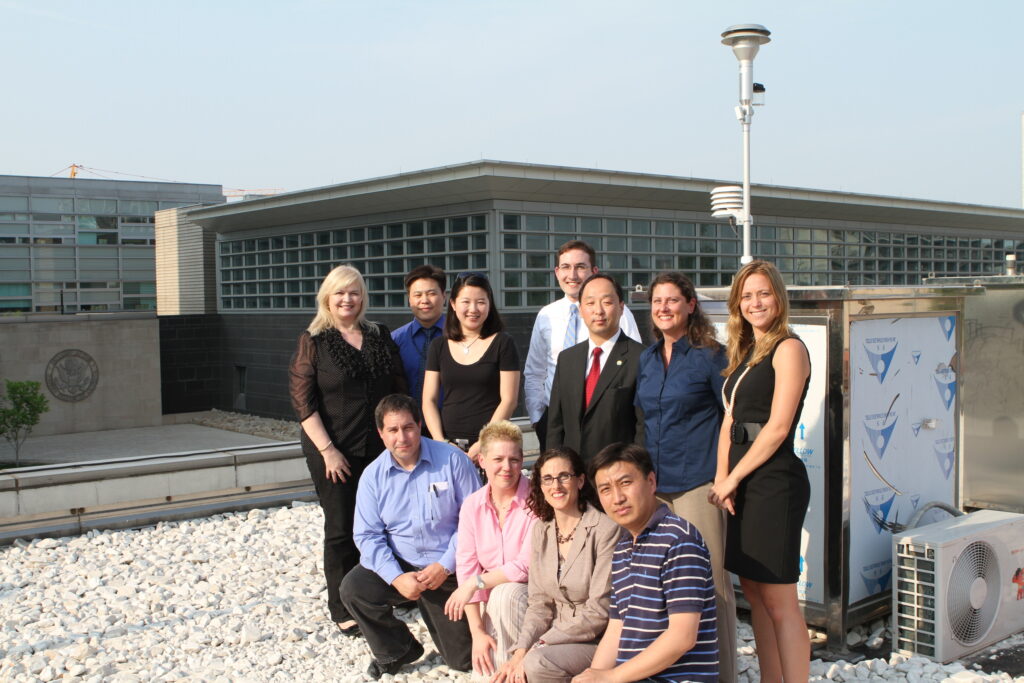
609, 504, 718, 682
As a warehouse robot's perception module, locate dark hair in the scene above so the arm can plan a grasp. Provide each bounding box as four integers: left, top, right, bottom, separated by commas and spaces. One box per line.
588, 442, 654, 482
647, 271, 721, 350
527, 447, 597, 522
374, 393, 422, 428
404, 264, 446, 293
578, 272, 624, 304
556, 240, 597, 268
444, 273, 504, 341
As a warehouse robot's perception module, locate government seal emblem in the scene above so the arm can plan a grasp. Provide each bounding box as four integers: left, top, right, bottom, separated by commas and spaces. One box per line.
45, 349, 99, 402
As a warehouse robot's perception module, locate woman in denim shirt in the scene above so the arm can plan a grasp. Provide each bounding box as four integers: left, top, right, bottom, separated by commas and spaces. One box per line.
634, 271, 736, 683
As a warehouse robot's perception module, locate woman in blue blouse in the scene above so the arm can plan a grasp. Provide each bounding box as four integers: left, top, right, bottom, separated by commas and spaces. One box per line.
634, 271, 736, 683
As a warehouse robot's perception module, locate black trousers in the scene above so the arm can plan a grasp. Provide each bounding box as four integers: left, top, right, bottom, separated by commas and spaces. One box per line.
341, 561, 472, 671
304, 450, 369, 623
534, 407, 549, 453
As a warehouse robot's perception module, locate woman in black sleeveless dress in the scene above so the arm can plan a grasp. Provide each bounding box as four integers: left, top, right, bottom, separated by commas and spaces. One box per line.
289, 264, 406, 634
709, 260, 811, 683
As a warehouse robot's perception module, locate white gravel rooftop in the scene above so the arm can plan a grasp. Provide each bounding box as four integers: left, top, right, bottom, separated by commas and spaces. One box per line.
2, 501, 1022, 682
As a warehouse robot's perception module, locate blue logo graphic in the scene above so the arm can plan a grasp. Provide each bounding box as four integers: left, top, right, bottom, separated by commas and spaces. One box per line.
861, 562, 893, 594
911, 421, 922, 437
799, 555, 805, 574
864, 411, 899, 459
938, 316, 956, 341
798, 423, 805, 440
933, 367, 956, 410
911, 494, 921, 509
863, 337, 899, 383
863, 488, 897, 534
911, 350, 922, 365
933, 437, 955, 480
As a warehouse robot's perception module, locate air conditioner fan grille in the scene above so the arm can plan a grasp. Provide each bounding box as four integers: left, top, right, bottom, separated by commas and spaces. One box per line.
947, 540, 1000, 646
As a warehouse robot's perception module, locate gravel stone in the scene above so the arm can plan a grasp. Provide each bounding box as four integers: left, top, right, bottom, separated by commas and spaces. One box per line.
3, 496, 1023, 681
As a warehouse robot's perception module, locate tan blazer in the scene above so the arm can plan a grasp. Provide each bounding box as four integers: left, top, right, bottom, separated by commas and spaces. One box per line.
513, 504, 622, 650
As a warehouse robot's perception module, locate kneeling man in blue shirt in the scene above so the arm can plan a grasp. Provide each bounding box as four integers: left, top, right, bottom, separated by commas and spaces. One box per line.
574, 443, 718, 683
341, 393, 481, 679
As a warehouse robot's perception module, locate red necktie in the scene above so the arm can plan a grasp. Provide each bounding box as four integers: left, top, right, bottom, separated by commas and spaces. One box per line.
585, 347, 603, 408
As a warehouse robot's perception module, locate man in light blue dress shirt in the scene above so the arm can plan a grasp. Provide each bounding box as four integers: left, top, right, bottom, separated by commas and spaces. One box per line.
341, 393, 480, 679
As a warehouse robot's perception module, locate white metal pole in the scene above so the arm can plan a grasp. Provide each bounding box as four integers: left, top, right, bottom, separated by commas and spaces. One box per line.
741, 117, 753, 265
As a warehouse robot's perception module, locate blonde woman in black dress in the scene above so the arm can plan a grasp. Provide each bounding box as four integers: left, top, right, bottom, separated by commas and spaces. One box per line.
709, 260, 811, 683
289, 264, 406, 635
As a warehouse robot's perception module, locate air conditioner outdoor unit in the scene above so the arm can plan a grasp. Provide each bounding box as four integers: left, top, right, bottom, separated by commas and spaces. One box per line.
892, 509, 1024, 663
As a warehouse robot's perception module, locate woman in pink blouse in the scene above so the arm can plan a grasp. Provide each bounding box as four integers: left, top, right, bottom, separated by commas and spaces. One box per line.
444, 421, 538, 676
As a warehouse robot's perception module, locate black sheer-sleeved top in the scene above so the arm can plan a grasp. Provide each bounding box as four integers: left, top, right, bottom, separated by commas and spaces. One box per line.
289, 322, 408, 460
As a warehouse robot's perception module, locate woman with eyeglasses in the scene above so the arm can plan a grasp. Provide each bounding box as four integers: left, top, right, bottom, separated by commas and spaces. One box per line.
491, 447, 619, 683
423, 272, 521, 464
634, 271, 736, 683
288, 264, 407, 636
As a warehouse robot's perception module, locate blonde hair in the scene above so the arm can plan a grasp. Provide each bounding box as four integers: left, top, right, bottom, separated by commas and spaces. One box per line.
723, 260, 794, 376
307, 264, 369, 336
477, 420, 523, 456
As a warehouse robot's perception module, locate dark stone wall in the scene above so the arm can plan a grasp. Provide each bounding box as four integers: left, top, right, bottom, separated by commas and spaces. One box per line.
159, 309, 653, 421
159, 315, 225, 414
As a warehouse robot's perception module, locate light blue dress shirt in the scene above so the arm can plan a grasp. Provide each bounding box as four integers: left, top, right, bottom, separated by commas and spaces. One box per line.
354, 436, 481, 585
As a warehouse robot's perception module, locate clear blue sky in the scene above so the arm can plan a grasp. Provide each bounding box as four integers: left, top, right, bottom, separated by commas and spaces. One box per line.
2, 0, 1021, 207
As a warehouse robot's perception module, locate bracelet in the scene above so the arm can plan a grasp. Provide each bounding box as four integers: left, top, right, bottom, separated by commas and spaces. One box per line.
317, 442, 332, 452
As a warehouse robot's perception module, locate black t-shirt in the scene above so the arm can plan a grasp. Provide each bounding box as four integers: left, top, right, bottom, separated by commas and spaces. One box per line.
426, 331, 520, 442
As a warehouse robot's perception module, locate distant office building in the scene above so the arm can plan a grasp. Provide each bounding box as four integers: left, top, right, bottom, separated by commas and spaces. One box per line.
158, 160, 1023, 418
0, 175, 223, 313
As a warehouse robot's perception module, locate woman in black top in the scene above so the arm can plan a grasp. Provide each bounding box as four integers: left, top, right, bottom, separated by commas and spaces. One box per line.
422, 272, 520, 464
289, 264, 406, 634
709, 260, 811, 683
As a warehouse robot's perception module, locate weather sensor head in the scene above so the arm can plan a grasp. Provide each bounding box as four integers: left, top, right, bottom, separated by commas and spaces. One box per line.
721, 24, 771, 61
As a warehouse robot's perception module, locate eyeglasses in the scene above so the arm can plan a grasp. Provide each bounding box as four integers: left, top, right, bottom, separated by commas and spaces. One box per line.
540, 472, 577, 487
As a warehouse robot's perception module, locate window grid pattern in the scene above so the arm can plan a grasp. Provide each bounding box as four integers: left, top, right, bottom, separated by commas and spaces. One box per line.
218, 214, 487, 310
0, 194, 173, 312
502, 214, 1022, 305
501, 214, 741, 307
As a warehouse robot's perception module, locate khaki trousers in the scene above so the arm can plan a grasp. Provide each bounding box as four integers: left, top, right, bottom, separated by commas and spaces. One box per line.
659, 483, 737, 683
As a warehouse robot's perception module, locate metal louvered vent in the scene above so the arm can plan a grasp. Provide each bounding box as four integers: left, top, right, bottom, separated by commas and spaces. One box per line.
894, 541, 938, 657
947, 540, 1000, 646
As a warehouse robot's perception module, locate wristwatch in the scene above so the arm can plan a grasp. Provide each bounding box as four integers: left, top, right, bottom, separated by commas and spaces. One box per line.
475, 574, 486, 590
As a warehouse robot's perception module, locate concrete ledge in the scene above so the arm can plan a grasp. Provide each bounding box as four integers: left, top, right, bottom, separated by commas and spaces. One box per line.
0, 441, 310, 544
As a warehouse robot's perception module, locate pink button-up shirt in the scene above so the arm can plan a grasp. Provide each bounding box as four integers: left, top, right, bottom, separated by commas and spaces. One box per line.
456, 475, 537, 603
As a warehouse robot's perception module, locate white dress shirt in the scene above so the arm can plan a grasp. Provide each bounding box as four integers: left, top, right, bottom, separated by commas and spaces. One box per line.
585, 329, 623, 376
523, 296, 640, 423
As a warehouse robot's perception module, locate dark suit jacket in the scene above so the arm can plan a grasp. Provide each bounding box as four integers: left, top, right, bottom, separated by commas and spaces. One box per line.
546, 332, 645, 462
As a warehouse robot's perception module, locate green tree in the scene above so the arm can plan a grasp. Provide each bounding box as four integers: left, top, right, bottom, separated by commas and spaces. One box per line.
0, 380, 49, 467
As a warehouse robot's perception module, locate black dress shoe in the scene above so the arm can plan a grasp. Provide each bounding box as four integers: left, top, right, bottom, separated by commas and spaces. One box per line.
366, 640, 424, 680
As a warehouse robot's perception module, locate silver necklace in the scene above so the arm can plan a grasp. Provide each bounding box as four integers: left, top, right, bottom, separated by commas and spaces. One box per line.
460, 336, 481, 355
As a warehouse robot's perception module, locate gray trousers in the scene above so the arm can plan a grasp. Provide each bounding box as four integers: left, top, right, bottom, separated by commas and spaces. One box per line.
659, 483, 737, 683
522, 641, 598, 683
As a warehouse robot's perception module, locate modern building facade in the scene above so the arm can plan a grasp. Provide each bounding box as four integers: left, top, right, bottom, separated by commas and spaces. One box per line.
182, 160, 1024, 314
158, 160, 1023, 419
0, 175, 223, 313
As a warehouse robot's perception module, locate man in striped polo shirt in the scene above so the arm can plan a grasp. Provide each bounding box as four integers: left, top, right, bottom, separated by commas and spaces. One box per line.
574, 443, 718, 683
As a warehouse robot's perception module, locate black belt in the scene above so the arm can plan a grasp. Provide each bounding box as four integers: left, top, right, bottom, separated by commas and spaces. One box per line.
730, 421, 764, 444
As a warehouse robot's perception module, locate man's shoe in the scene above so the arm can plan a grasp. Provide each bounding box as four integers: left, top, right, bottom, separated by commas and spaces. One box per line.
366, 640, 424, 680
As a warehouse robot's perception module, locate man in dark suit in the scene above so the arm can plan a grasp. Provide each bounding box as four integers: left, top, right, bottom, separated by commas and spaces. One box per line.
546, 273, 644, 462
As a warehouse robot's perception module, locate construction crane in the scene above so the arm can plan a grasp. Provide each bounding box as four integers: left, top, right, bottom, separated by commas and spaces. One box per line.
52, 164, 281, 199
